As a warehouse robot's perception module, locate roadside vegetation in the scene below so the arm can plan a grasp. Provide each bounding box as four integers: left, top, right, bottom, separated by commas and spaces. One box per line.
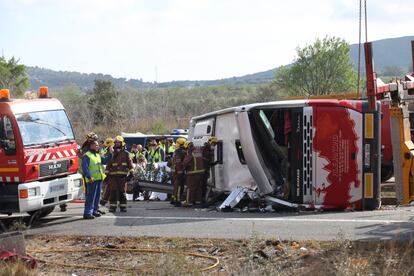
3, 235, 410, 275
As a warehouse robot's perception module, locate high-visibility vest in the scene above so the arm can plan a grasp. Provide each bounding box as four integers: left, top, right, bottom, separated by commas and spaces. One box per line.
100, 147, 108, 156
149, 148, 164, 163
168, 145, 175, 155
159, 143, 166, 153
84, 151, 104, 182
129, 151, 138, 161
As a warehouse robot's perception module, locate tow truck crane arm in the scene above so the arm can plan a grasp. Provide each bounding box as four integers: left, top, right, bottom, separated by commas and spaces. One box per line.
365, 40, 414, 205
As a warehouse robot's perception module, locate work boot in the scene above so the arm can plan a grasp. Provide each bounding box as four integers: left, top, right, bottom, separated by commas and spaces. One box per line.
97, 209, 106, 215
100, 199, 107, 207
83, 215, 94, 220
120, 208, 127, 212
181, 201, 192, 207
109, 207, 116, 213
93, 212, 101, 217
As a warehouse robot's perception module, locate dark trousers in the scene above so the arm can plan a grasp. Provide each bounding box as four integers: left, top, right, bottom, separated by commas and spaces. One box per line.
84, 180, 102, 216
186, 173, 203, 204
173, 173, 185, 202
100, 179, 111, 203
108, 176, 127, 210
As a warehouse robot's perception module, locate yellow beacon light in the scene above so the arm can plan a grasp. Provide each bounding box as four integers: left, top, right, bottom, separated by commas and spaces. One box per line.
38, 86, 49, 98
0, 89, 11, 101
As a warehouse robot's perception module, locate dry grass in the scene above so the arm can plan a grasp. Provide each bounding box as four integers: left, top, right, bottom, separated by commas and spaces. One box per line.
21, 235, 414, 275
0, 261, 37, 276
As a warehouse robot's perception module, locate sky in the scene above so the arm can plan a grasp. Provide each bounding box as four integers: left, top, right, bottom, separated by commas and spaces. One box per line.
0, 0, 412, 82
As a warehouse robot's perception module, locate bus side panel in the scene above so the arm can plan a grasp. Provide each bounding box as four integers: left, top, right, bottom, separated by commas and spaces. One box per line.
213, 113, 256, 192
289, 108, 304, 203
313, 106, 363, 208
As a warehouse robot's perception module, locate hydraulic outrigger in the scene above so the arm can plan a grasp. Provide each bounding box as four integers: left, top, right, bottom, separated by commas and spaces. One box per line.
364, 40, 414, 205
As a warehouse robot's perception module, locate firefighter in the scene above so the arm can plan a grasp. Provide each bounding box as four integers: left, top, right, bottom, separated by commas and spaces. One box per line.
201, 136, 219, 202
147, 140, 165, 163
183, 141, 205, 206
99, 138, 114, 207
82, 140, 105, 219
170, 137, 187, 206
105, 136, 134, 212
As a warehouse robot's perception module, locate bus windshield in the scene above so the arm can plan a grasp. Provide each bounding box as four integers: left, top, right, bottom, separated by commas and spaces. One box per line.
15, 110, 75, 146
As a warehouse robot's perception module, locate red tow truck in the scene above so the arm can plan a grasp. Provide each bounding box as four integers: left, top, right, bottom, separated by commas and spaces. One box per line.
0, 87, 83, 217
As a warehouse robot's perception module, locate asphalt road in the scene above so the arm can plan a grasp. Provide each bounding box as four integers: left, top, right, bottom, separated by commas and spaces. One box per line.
18, 201, 414, 241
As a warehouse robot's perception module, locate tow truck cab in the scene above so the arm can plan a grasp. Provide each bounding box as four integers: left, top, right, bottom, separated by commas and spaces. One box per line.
0, 88, 83, 214
190, 99, 381, 210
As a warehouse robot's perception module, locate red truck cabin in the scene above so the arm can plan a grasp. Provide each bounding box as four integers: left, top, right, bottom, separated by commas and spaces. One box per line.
0, 93, 83, 214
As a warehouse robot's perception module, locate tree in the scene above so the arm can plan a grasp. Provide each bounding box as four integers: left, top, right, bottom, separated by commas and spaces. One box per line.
88, 80, 120, 125
275, 36, 357, 96
0, 56, 29, 97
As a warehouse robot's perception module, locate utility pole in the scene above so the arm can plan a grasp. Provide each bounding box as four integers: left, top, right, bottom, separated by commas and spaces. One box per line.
155, 66, 158, 88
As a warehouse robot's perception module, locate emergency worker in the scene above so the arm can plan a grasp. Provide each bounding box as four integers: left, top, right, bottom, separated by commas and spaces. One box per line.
100, 138, 114, 163
82, 140, 105, 219
170, 137, 187, 206
76, 132, 100, 213
201, 136, 219, 202
159, 136, 167, 153
105, 136, 134, 212
129, 144, 139, 163
80, 132, 99, 156
147, 141, 165, 163
137, 144, 147, 159
183, 141, 205, 206
99, 138, 114, 207
166, 138, 175, 158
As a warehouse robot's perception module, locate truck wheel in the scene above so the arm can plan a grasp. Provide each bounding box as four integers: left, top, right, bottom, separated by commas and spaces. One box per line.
381, 166, 393, 182
27, 206, 56, 218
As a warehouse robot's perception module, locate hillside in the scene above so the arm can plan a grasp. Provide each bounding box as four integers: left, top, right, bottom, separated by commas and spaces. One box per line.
26, 36, 413, 90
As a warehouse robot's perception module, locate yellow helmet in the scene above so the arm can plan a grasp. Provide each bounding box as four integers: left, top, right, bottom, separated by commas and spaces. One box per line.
184, 141, 193, 149
104, 137, 114, 147
86, 132, 98, 141
208, 136, 218, 145
175, 137, 187, 148
114, 135, 126, 146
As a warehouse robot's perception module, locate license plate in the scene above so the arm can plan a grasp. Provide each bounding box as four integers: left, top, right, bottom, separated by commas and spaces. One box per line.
49, 184, 65, 193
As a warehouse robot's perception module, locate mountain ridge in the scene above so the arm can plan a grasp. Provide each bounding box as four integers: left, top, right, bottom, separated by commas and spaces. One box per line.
27, 35, 414, 90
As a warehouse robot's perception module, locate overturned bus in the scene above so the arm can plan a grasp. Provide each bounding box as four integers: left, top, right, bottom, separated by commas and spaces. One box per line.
189, 99, 381, 210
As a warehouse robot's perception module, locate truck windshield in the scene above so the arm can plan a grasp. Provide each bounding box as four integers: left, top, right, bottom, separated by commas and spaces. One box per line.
15, 110, 75, 146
